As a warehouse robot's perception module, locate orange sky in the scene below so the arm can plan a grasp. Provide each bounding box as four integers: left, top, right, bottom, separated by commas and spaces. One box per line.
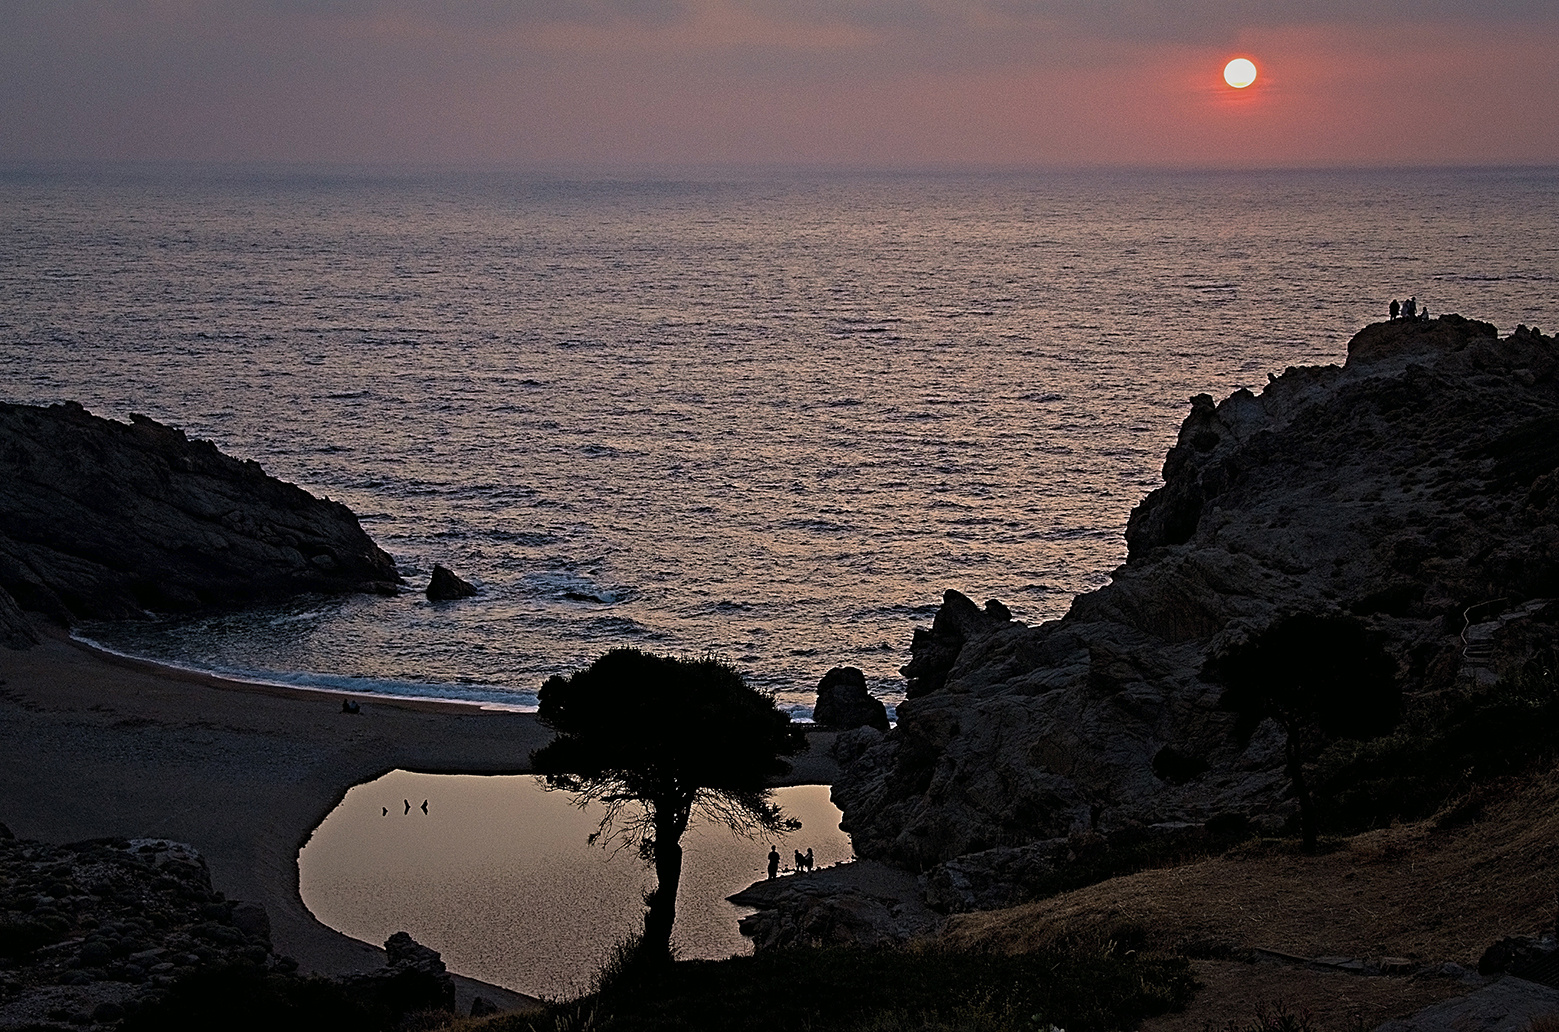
2, 1, 1556, 168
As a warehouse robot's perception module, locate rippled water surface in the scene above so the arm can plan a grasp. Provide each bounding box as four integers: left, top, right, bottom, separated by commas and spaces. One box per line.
3, 165, 1556, 713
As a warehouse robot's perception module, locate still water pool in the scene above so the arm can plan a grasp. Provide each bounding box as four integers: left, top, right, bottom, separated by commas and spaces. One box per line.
298, 772, 851, 999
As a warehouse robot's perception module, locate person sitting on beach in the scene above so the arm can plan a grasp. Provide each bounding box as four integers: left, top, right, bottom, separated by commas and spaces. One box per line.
768, 846, 780, 880
1390, 299, 1400, 320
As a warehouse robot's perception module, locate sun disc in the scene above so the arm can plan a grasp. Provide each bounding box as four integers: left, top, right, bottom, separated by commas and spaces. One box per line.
1223, 58, 1257, 89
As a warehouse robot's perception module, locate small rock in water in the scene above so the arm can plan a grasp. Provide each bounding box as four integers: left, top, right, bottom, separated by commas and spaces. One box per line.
426, 564, 477, 601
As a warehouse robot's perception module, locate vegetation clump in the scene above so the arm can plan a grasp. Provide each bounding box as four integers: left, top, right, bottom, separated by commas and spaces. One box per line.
1316, 668, 1559, 832
531, 649, 805, 964
1212, 614, 1401, 851
497, 938, 1196, 1032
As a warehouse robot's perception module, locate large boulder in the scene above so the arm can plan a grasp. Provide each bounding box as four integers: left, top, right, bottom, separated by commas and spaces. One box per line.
426, 564, 477, 601
834, 316, 1559, 872
0, 402, 401, 628
812, 667, 890, 731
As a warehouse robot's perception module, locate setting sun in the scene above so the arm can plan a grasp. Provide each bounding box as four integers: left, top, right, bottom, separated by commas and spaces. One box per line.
1223, 58, 1258, 88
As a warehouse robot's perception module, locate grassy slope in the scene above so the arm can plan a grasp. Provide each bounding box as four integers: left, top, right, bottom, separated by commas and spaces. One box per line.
937, 761, 1559, 1030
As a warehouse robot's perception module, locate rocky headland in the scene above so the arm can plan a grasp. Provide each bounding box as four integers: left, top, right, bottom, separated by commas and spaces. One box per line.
0, 401, 400, 642
825, 315, 1559, 914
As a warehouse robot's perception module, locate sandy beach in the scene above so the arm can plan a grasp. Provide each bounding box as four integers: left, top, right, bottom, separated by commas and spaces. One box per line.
0, 627, 843, 1013
0, 629, 554, 1012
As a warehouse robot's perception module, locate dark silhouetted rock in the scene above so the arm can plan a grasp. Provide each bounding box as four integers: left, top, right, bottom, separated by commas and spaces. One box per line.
229, 901, 271, 944
426, 564, 477, 601
470, 996, 500, 1017
0, 402, 401, 633
834, 316, 1559, 878
900, 591, 1018, 698
0, 586, 38, 650
728, 861, 942, 951
812, 667, 889, 731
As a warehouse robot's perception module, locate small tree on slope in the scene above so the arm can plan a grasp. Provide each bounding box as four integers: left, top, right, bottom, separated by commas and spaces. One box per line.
1216, 614, 1401, 852
531, 648, 805, 963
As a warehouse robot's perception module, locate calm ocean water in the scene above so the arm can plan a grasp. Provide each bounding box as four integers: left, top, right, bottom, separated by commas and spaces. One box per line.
2, 164, 1556, 717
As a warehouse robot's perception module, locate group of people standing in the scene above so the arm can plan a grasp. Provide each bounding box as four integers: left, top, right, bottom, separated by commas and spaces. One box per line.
1390, 297, 1431, 321
766, 845, 815, 879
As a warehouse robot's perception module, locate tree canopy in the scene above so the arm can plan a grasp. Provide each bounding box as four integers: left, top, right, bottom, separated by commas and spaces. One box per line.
530, 648, 806, 960
1215, 613, 1400, 850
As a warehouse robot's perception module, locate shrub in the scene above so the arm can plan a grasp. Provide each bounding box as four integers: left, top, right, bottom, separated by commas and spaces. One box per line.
1315, 670, 1559, 832
499, 941, 1196, 1032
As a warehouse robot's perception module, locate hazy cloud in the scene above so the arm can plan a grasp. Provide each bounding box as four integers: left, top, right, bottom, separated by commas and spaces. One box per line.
1, 0, 1555, 165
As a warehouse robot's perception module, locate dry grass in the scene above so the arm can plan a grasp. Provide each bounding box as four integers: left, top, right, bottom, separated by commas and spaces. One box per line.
937, 761, 1559, 1030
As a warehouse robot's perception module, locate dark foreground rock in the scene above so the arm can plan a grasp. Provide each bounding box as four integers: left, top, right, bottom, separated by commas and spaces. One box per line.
811, 667, 889, 731
834, 316, 1559, 889
0, 832, 456, 1029
425, 564, 477, 601
0, 402, 401, 633
0, 835, 278, 1028
729, 861, 943, 951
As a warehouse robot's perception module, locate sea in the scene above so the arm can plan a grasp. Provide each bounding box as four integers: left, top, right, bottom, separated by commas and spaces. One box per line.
2, 163, 1556, 719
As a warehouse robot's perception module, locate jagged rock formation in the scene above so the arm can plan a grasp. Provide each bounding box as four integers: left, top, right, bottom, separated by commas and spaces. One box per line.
0, 402, 401, 633
812, 667, 890, 731
833, 316, 1559, 897
425, 564, 477, 601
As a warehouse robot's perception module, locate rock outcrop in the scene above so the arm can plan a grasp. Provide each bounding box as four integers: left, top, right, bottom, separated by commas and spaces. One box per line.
812, 667, 890, 731
833, 316, 1559, 889
0, 402, 401, 633
0, 835, 280, 1028
425, 564, 477, 601
0, 831, 458, 1028
728, 861, 943, 951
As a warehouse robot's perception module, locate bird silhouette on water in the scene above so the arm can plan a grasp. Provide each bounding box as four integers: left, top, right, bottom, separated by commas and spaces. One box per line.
404, 799, 411, 814
381, 807, 388, 816
421, 800, 428, 814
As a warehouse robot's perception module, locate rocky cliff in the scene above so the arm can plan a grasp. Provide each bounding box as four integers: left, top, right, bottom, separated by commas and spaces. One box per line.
832, 315, 1559, 902
0, 402, 400, 633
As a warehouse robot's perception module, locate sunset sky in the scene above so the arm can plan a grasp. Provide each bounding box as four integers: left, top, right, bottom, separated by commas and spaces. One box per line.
3, 0, 1557, 169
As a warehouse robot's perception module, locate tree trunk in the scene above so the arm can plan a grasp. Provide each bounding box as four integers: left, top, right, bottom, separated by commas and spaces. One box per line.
642, 808, 687, 962
1286, 736, 1318, 853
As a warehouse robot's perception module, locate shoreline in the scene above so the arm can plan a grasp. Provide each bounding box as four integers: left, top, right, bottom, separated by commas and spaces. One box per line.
0, 624, 842, 1011
60, 627, 524, 717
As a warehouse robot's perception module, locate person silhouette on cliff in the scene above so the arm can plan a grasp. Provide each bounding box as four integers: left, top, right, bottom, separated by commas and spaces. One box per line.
768, 846, 780, 880
1390, 299, 1400, 320
1404, 297, 1417, 319
805, 848, 814, 872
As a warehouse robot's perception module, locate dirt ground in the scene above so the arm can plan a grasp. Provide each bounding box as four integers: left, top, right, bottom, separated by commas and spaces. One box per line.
938, 764, 1559, 1029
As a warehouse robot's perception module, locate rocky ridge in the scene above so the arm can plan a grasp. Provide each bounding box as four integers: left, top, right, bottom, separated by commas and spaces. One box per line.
0, 402, 400, 633
831, 315, 1559, 906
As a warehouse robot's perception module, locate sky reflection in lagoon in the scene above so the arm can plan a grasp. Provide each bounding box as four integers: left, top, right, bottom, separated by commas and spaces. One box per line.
299, 771, 851, 1000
